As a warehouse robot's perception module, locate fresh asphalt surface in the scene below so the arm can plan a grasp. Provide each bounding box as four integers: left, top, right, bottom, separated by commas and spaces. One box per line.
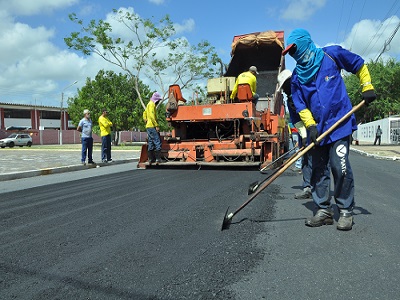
0, 152, 399, 299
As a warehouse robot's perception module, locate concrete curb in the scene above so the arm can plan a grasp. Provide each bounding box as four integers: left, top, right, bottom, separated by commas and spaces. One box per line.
1, 149, 397, 182
350, 147, 399, 161
0, 159, 138, 182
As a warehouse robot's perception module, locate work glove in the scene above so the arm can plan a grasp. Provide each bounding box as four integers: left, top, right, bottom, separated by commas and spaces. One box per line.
308, 125, 319, 145
362, 90, 377, 106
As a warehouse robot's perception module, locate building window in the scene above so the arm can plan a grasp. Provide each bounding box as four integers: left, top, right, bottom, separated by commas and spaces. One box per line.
41, 110, 60, 119
4, 109, 31, 118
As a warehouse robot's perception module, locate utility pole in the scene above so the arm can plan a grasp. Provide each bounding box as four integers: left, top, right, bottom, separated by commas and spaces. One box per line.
60, 81, 78, 145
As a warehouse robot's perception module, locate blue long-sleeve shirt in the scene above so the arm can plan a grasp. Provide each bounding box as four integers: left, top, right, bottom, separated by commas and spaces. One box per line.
290, 45, 364, 146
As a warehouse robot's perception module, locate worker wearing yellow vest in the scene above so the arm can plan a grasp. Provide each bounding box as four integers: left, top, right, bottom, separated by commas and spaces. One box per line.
230, 66, 259, 104
98, 109, 113, 163
143, 92, 163, 165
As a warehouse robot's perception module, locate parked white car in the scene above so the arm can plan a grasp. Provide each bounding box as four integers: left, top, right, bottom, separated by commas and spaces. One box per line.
0, 133, 33, 148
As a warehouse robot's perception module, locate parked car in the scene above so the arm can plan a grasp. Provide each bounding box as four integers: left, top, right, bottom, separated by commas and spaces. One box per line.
0, 133, 33, 148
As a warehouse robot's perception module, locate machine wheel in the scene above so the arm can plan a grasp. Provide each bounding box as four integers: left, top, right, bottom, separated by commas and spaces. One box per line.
27, 142, 32, 147
8, 142, 14, 148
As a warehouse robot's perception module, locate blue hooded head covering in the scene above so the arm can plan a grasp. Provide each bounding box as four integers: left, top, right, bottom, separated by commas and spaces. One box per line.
286, 28, 325, 85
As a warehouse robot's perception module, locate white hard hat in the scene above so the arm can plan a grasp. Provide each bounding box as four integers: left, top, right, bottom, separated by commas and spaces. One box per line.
277, 69, 292, 91
249, 66, 259, 74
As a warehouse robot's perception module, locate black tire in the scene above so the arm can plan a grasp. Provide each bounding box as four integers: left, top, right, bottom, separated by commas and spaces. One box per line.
1, 146, 5, 148
8, 142, 14, 148
27, 142, 32, 147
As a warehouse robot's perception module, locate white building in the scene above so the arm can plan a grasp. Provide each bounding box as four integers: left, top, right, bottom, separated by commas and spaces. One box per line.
0, 102, 73, 130
353, 115, 400, 144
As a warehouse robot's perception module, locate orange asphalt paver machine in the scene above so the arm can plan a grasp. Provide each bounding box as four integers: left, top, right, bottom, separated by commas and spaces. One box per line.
138, 30, 290, 169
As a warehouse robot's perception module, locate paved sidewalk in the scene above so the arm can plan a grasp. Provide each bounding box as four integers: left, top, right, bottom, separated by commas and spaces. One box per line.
0, 149, 140, 181
350, 144, 400, 160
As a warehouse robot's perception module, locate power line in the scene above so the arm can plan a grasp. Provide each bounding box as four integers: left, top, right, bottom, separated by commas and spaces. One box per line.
335, 0, 345, 44
349, 0, 367, 51
375, 21, 400, 61
382, 0, 400, 21
361, 15, 398, 56
344, 0, 356, 42
360, 0, 400, 56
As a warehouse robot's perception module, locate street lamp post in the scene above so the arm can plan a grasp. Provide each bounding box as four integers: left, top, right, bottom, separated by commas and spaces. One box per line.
60, 81, 78, 145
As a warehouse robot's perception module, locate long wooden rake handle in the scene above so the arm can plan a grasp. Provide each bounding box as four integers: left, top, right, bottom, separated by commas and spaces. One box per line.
228, 100, 365, 220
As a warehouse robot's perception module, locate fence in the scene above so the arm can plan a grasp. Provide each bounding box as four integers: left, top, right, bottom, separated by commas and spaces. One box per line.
0, 129, 155, 145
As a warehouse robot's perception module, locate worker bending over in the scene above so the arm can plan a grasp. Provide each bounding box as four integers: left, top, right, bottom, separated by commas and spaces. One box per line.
282, 28, 376, 231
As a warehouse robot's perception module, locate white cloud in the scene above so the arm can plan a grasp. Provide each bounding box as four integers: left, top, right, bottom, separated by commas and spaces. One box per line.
340, 16, 400, 63
0, 4, 185, 105
174, 19, 195, 34
78, 4, 97, 17
0, 0, 78, 16
0, 8, 87, 105
148, 0, 165, 4
281, 0, 326, 21
99, 8, 197, 96
0, 22, 55, 63
105, 8, 195, 40
104, 7, 139, 41
0, 0, 203, 105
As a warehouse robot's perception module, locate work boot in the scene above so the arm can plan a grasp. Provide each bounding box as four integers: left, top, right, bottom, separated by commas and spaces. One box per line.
148, 150, 155, 165
295, 187, 312, 199
305, 208, 334, 227
154, 150, 162, 165
337, 210, 353, 231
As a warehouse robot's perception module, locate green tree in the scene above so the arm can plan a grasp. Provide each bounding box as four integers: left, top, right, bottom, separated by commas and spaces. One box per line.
64, 9, 220, 109
67, 70, 169, 145
345, 58, 400, 123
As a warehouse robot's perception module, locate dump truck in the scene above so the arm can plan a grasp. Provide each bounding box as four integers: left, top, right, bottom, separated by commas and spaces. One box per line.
137, 30, 289, 169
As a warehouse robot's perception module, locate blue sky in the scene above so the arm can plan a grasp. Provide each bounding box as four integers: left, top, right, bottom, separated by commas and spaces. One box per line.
0, 0, 399, 107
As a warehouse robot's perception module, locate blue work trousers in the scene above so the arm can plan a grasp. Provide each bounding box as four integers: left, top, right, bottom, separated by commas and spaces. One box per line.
310, 136, 354, 210
146, 127, 162, 151
302, 152, 312, 189
81, 137, 93, 163
101, 135, 112, 161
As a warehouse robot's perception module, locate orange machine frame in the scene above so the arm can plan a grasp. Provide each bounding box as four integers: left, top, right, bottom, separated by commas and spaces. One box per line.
138, 86, 287, 168
138, 30, 288, 168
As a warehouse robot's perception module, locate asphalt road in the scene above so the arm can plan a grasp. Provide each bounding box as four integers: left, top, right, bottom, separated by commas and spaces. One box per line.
0, 153, 399, 300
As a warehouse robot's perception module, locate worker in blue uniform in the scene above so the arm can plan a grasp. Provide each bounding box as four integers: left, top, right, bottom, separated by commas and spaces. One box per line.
282, 28, 377, 231
277, 69, 312, 199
